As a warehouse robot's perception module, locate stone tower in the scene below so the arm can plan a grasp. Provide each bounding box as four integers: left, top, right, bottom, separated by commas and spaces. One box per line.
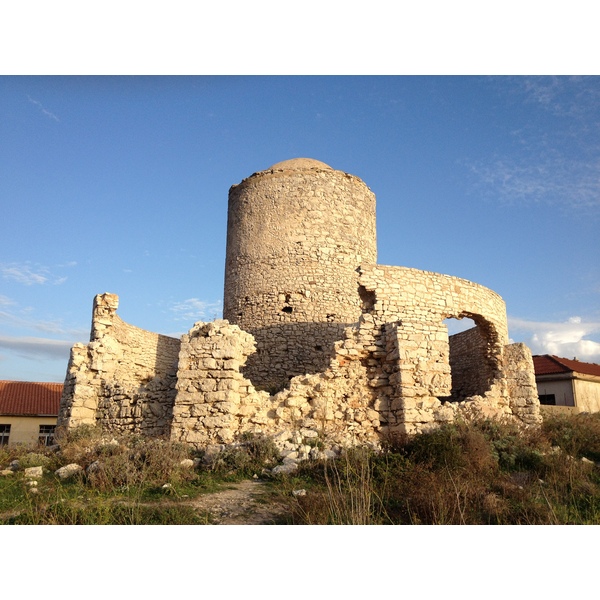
223, 158, 377, 391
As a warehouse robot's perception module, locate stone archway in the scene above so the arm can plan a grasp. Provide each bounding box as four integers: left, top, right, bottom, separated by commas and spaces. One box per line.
441, 312, 503, 403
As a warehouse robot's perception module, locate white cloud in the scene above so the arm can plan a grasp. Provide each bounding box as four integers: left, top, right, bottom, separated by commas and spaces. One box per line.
0, 309, 64, 335
170, 298, 223, 322
509, 316, 600, 363
1, 264, 48, 285
518, 76, 600, 119
0, 306, 88, 339
0, 262, 70, 286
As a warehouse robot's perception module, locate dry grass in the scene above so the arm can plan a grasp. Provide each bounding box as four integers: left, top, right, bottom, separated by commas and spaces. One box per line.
286, 415, 600, 525
3, 415, 600, 525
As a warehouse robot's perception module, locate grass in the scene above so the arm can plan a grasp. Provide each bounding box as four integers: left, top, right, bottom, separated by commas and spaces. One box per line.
0, 428, 283, 525
2, 413, 600, 525
284, 413, 600, 525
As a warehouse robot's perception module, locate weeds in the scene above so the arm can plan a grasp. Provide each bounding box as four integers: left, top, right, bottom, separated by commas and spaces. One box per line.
542, 412, 600, 461
322, 448, 378, 524
2, 414, 600, 525
207, 433, 279, 478
285, 414, 600, 525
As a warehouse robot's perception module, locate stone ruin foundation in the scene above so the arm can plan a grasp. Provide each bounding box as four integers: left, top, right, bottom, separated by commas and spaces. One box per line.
58, 158, 541, 460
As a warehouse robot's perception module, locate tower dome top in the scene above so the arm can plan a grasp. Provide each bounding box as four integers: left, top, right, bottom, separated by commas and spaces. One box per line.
268, 158, 333, 171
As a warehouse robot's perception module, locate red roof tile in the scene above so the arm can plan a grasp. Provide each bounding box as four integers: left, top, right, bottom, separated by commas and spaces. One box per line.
0, 381, 62, 416
533, 355, 600, 378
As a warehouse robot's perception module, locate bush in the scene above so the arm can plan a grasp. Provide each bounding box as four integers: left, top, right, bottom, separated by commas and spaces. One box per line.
18, 453, 52, 469
288, 419, 600, 525
83, 436, 194, 492
399, 421, 498, 475
542, 412, 600, 461
4, 417, 600, 525
208, 433, 279, 478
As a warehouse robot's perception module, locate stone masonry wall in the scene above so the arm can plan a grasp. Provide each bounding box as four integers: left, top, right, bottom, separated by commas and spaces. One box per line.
503, 343, 543, 425
59, 158, 542, 454
170, 321, 271, 446
223, 158, 377, 391
356, 265, 531, 434
170, 319, 382, 451
58, 293, 181, 436
61, 292, 541, 454
170, 313, 540, 453
448, 326, 493, 402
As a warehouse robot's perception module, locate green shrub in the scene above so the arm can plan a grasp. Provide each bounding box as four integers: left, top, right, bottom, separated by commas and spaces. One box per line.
18, 452, 52, 469
84, 436, 194, 492
543, 412, 600, 461
207, 433, 279, 478
399, 422, 498, 475
401, 424, 467, 470
4, 416, 600, 525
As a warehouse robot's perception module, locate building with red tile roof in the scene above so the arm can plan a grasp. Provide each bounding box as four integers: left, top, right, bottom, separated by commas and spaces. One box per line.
0, 381, 62, 446
533, 355, 600, 412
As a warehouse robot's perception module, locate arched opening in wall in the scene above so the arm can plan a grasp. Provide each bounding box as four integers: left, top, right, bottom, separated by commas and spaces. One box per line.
440, 315, 499, 403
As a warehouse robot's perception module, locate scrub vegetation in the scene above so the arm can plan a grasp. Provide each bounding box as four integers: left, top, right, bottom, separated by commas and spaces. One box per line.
2, 413, 600, 525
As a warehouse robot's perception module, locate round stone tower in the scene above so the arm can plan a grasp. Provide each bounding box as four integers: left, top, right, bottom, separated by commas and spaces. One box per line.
223, 158, 377, 391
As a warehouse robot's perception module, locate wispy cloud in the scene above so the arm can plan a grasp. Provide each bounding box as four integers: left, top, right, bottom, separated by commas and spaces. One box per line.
509, 315, 600, 363
0, 262, 73, 286
170, 298, 223, 322
1, 264, 48, 285
0, 306, 88, 339
468, 155, 600, 211
517, 76, 600, 119
467, 77, 600, 213
0, 335, 73, 360
27, 95, 60, 121
0, 295, 16, 307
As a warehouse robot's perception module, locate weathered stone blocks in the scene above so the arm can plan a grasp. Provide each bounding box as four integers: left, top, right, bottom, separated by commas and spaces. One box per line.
59, 158, 542, 455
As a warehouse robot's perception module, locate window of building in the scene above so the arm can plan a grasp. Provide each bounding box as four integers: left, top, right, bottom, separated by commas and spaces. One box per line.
0, 424, 10, 446
539, 394, 556, 406
39, 424, 56, 446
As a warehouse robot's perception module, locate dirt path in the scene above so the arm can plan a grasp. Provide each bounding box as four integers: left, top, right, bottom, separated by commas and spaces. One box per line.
0, 478, 293, 525
182, 479, 291, 524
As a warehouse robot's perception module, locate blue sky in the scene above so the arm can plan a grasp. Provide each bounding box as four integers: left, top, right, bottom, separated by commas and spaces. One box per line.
1, 75, 599, 382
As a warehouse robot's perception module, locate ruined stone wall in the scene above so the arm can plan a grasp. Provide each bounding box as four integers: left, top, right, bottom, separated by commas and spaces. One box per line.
223, 158, 377, 391
448, 326, 492, 402
59, 157, 542, 454
170, 319, 382, 452
359, 265, 510, 342
168, 313, 541, 454
61, 298, 541, 456
503, 343, 544, 425
169, 260, 542, 448
356, 265, 520, 434
58, 294, 181, 436
170, 321, 271, 446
